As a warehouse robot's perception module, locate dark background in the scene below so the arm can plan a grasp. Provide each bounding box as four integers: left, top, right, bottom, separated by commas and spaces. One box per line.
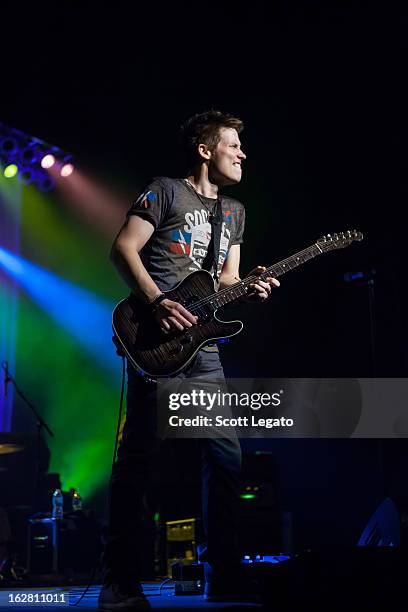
2, 2, 405, 561
3, 2, 404, 377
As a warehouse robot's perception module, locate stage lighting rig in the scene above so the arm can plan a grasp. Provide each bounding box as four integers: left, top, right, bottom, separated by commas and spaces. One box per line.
0, 122, 74, 191
41, 154, 56, 169
18, 168, 35, 186
0, 134, 18, 157
3, 164, 18, 179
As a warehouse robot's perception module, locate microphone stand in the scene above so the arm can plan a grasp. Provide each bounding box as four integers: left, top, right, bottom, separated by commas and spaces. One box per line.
343, 269, 377, 376
1, 363, 54, 511
367, 271, 377, 377
364, 270, 388, 496
342, 270, 384, 494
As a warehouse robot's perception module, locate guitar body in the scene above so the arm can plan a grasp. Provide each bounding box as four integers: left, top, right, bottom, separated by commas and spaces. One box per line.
112, 269, 243, 377
112, 230, 363, 378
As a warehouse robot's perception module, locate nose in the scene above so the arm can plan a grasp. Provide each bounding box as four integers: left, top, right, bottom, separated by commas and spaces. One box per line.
238, 149, 246, 160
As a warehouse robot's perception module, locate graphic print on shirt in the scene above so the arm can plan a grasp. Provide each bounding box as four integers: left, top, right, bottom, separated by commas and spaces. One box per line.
134, 190, 157, 209
170, 208, 232, 272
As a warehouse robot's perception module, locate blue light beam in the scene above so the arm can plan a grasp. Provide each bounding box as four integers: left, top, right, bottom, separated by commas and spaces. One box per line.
0, 247, 119, 372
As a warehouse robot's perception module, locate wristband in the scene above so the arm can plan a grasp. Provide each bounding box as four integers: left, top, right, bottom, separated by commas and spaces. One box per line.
149, 293, 166, 310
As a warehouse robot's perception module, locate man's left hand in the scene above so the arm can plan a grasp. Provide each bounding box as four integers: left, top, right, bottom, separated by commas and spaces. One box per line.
245, 266, 280, 302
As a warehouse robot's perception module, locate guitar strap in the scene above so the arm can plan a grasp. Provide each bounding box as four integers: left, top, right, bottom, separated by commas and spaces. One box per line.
201, 198, 223, 282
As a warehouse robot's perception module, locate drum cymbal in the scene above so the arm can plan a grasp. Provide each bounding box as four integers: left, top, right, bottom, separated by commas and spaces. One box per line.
0, 433, 26, 455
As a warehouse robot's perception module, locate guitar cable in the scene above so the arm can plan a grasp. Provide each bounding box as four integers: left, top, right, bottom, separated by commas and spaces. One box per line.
69, 355, 126, 606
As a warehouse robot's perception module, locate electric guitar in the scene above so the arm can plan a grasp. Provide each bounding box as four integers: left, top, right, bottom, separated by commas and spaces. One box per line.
112, 230, 363, 378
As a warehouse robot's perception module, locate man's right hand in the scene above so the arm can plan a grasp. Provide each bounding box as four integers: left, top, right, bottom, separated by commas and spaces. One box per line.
153, 299, 198, 333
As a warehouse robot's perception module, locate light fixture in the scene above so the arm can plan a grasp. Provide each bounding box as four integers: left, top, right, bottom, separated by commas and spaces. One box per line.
35, 172, 56, 193
4, 164, 18, 178
41, 154, 56, 169
0, 122, 74, 192
18, 168, 35, 185
0, 136, 18, 156
60, 163, 74, 177
21, 143, 43, 165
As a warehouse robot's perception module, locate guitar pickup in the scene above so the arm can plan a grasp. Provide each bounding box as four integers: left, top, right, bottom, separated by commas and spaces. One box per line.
180, 332, 193, 345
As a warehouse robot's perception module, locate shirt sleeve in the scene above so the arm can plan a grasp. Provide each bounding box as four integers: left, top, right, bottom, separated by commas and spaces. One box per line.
231, 205, 245, 245
126, 178, 171, 230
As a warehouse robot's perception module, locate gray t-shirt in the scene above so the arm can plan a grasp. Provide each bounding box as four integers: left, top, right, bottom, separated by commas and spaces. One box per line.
127, 177, 245, 292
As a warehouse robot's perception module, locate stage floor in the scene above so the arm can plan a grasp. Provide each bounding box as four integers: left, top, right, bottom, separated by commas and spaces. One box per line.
0, 583, 262, 611
1, 569, 404, 611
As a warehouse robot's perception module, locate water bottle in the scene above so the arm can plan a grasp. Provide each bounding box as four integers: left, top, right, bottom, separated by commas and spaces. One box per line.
52, 488, 64, 519
71, 489, 82, 512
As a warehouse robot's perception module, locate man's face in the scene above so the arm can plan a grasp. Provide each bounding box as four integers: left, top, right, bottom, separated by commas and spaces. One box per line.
208, 128, 246, 186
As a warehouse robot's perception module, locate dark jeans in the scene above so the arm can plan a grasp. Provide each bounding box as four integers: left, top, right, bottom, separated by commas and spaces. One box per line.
103, 350, 242, 581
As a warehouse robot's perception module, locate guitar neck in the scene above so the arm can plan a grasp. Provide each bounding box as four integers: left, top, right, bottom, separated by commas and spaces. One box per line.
211, 242, 323, 309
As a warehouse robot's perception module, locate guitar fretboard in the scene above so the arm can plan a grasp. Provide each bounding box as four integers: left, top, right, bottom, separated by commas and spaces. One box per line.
191, 242, 324, 312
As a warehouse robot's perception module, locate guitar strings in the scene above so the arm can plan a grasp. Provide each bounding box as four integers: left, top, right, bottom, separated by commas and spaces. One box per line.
186, 234, 354, 313
187, 243, 324, 314
189, 234, 355, 312
189, 244, 320, 312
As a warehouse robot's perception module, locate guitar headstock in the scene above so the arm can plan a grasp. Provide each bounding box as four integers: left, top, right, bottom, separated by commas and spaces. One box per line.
317, 230, 363, 252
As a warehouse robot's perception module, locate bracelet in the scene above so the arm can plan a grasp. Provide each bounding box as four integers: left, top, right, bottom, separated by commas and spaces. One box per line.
149, 293, 166, 310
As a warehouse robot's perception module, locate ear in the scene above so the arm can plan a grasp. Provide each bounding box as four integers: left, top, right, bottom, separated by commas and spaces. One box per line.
198, 143, 212, 161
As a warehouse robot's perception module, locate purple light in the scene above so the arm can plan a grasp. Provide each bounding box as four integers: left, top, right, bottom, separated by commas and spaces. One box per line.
60, 163, 74, 178
41, 154, 55, 169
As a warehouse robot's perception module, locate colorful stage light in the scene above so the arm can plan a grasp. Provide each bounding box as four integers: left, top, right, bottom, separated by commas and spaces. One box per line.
0, 245, 120, 498
35, 173, 56, 192
4, 164, 18, 178
1, 123, 74, 192
0, 247, 117, 372
41, 154, 56, 169
0, 136, 18, 155
60, 163, 74, 177
18, 168, 34, 185
21, 144, 42, 165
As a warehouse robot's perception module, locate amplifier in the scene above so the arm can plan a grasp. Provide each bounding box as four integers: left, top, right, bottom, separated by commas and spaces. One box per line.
27, 518, 58, 574
27, 513, 101, 576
